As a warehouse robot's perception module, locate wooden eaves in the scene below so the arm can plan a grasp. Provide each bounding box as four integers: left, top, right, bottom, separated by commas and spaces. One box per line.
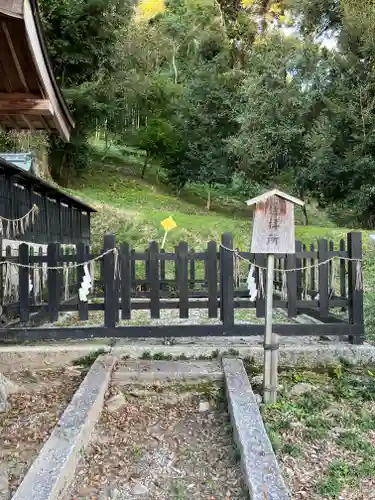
0, 0, 74, 141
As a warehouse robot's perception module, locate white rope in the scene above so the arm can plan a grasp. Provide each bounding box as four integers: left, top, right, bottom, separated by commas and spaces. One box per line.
219, 244, 362, 272
0, 243, 363, 283
0, 204, 38, 223
0, 247, 117, 270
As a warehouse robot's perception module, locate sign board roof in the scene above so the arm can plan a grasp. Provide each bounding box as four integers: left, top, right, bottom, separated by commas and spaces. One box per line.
246, 189, 304, 208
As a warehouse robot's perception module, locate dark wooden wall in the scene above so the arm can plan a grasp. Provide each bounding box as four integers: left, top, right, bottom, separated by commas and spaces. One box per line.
0, 166, 92, 245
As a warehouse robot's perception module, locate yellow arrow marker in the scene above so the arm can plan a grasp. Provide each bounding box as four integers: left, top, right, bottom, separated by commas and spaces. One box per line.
161, 216, 177, 248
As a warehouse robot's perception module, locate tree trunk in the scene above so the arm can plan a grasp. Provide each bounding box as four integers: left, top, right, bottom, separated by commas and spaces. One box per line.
141, 155, 149, 179
206, 186, 211, 211
172, 43, 178, 84
299, 189, 309, 226
31, 145, 54, 184
302, 204, 309, 226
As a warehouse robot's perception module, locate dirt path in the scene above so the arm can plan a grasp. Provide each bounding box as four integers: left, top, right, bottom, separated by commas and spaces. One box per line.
68, 381, 246, 500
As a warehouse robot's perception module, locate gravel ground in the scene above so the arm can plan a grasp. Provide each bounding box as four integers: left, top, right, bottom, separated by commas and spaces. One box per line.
68, 381, 246, 500
48, 306, 347, 347
0, 367, 83, 497
52, 305, 292, 328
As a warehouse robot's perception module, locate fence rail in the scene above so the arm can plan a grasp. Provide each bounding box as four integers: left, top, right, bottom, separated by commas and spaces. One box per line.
0, 232, 364, 344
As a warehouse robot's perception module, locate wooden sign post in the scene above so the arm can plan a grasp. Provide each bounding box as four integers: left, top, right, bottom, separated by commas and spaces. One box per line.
246, 189, 304, 403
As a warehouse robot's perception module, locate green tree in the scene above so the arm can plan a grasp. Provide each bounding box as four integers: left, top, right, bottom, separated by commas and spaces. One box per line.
294, 0, 375, 226
38, 0, 134, 182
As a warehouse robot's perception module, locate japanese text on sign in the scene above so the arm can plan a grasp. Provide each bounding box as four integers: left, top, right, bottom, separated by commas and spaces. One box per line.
250, 195, 295, 254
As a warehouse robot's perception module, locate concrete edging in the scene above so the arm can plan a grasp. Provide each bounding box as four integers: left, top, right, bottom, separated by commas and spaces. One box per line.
1, 340, 375, 372
12, 354, 116, 500
222, 358, 290, 500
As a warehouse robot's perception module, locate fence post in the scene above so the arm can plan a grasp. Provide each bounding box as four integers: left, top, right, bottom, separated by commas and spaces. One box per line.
120, 242, 131, 320
47, 242, 60, 323
99, 246, 104, 295
302, 243, 307, 298
104, 233, 118, 328
19, 243, 30, 323
340, 239, 346, 299
189, 249, 195, 288
296, 240, 302, 300
148, 241, 160, 319
220, 233, 234, 326
177, 241, 189, 318
207, 241, 218, 318
286, 251, 297, 318
310, 243, 316, 298
131, 249, 136, 292
318, 239, 329, 318
329, 240, 334, 297
160, 248, 166, 292
145, 247, 150, 292
0, 237, 3, 309
38, 247, 44, 303
347, 232, 364, 344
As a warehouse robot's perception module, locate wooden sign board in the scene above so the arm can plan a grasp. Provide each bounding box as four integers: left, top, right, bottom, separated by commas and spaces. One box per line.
250, 195, 295, 254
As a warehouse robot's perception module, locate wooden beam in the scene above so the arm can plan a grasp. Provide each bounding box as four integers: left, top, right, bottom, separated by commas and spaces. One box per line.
0, 99, 53, 115
24, 0, 71, 141
21, 114, 35, 130
1, 21, 29, 92
40, 116, 52, 132
4, 114, 20, 130
0, 93, 41, 100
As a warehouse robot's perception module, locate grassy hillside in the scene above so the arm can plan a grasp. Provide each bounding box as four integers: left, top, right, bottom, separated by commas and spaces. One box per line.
68, 143, 342, 250
65, 143, 375, 341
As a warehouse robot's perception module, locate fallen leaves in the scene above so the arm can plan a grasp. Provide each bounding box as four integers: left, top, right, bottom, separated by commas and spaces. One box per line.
68, 382, 245, 499
0, 368, 83, 496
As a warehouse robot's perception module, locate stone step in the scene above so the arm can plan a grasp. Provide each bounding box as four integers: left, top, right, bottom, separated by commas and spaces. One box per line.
112, 360, 223, 386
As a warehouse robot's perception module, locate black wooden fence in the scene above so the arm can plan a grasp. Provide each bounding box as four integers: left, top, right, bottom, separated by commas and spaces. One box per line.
0, 232, 364, 344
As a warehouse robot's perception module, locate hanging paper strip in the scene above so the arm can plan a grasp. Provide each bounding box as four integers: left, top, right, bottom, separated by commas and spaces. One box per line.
0, 204, 39, 239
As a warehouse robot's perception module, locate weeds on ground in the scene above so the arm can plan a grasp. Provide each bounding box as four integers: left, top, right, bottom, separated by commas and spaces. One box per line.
72, 348, 107, 368
262, 362, 375, 498
137, 348, 241, 362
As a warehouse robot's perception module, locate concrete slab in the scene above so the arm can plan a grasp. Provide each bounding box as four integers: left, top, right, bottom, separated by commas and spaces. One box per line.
222, 358, 290, 500
0, 344, 110, 372
12, 355, 116, 500
1, 338, 374, 372
113, 360, 223, 385
113, 343, 375, 367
